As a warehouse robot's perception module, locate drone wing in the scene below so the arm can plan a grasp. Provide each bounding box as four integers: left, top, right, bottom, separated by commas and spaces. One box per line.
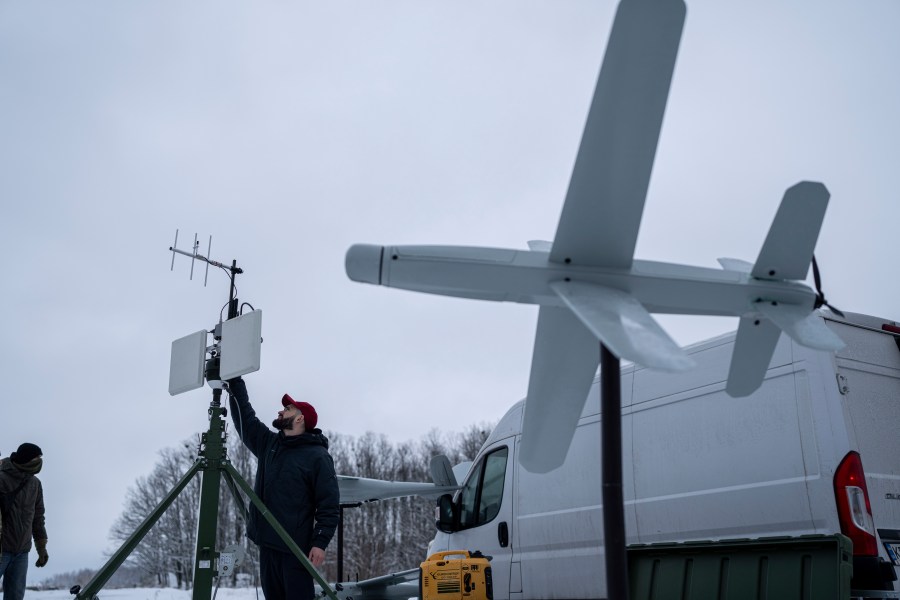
549, 0, 685, 270
520, 306, 601, 474
323, 568, 420, 600
520, 0, 686, 473
337, 475, 459, 504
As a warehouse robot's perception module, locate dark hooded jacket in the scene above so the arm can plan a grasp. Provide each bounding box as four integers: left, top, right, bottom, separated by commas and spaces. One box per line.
227, 377, 340, 554
0, 457, 47, 553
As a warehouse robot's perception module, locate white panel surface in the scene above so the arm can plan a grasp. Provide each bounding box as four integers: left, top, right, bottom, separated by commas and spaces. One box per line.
169, 330, 208, 396
219, 310, 262, 380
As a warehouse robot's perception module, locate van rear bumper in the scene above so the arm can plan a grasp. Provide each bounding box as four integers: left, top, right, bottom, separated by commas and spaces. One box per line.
852, 529, 900, 595
852, 554, 897, 591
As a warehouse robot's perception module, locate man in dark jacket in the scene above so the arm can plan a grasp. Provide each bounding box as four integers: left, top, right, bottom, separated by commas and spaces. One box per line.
0, 443, 49, 600
227, 377, 340, 600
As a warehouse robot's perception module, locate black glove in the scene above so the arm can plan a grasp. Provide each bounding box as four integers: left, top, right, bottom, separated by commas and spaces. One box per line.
35, 539, 49, 567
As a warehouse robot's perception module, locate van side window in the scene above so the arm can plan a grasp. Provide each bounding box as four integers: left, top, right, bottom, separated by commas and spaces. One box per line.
459, 460, 483, 528
458, 446, 509, 529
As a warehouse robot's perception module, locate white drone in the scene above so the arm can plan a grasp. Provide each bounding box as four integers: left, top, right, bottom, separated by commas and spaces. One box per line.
345, 0, 844, 475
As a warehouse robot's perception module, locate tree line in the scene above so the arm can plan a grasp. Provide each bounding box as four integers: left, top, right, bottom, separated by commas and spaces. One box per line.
44, 423, 492, 591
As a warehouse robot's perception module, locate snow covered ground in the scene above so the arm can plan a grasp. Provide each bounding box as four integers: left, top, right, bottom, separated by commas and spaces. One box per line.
25, 589, 264, 600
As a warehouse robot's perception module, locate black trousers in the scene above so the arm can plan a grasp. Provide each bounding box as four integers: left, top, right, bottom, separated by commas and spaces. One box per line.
259, 546, 315, 600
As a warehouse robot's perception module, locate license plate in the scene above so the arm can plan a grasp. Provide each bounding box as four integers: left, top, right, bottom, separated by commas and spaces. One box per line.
886, 542, 900, 566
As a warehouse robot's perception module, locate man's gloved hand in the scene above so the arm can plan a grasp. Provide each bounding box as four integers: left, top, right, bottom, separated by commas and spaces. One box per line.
35, 539, 49, 567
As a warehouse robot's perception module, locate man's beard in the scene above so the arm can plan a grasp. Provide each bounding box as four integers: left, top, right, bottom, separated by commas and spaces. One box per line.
272, 416, 293, 430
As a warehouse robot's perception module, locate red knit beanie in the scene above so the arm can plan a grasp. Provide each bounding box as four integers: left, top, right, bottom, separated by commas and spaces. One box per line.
281, 394, 318, 430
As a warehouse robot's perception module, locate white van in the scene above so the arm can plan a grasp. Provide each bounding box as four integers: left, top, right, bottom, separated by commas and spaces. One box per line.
429, 311, 900, 598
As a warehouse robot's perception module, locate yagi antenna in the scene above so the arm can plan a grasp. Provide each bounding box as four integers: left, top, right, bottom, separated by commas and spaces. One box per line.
169, 229, 230, 286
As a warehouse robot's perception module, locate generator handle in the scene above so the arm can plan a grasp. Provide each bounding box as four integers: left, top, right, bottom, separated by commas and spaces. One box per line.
429, 550, 472, 561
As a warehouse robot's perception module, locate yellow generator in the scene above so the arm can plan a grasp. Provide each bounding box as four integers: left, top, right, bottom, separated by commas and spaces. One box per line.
420, 550, 493, 600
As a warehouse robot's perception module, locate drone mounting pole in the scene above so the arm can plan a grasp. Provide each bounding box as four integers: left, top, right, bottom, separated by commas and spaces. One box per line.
600, 344, 629, 600
336, 501, 363, 584
338, 506, 344, 583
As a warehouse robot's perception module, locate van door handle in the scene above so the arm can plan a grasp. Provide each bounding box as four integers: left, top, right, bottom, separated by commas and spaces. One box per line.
498, 521, 509, 547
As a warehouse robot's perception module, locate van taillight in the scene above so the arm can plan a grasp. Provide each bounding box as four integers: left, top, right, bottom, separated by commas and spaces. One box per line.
833, 451, 878, 556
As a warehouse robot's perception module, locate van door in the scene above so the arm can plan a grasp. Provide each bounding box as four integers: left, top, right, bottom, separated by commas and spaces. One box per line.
447, 442, 515, 599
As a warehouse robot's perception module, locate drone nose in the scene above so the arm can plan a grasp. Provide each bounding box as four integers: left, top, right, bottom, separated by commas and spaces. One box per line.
345, 244, 384, 285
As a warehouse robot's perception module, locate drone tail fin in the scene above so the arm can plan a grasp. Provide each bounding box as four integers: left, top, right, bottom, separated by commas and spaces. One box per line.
751, 181, 829, 281
755, 301, 845, 351
751, 181, 847, 354
726, 182, 844, 396
429, 455, 458, 487
726, 316, 781, 397
726, 305, 844, 397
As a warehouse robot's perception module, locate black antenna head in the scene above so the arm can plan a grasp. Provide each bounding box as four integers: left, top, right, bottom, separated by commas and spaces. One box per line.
205, 356, 221, 382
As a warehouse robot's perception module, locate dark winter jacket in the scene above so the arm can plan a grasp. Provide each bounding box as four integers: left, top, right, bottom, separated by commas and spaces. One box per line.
0, 457, 47, 553
228, 377, 340, 555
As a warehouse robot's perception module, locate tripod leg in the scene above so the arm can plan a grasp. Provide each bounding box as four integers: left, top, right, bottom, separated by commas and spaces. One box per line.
223, 462, 340, 600
221, 468, 249, 522
74, 460, 203, 600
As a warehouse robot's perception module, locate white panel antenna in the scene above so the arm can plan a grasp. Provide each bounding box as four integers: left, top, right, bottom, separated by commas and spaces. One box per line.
219, 309, 263, 381
169, 330, 208, 395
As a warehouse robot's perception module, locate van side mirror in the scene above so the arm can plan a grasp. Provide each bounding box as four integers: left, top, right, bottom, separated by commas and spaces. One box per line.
435, 493, 457, 533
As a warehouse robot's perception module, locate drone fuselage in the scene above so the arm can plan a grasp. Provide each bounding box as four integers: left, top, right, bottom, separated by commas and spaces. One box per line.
346, 243, 817, 319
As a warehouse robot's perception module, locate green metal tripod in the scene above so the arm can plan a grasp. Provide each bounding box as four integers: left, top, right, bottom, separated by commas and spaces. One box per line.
71, 389, 339, 600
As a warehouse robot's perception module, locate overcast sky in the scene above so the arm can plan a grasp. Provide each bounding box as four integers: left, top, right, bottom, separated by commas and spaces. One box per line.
2, 0, 898, 585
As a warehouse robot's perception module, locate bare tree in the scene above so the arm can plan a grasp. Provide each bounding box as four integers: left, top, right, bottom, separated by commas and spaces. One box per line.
457, 423, 493, 462
108, 440, 201, 587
